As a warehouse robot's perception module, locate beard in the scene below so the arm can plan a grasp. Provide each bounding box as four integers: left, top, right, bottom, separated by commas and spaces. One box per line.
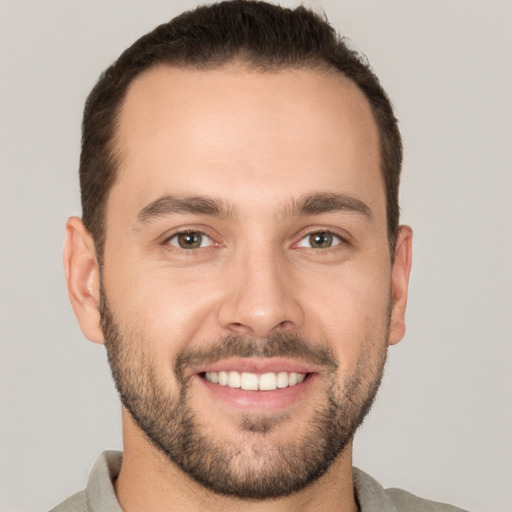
100, 291, 389, 500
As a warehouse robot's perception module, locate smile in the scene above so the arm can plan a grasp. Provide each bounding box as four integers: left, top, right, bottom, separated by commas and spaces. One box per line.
204, 371, 307, 391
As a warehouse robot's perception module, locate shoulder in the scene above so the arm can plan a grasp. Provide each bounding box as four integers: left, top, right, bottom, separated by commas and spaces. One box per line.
385, 487, 469, 512
49, 451, 123, 512
49, 490, 88, 512
353, 468, 469, 512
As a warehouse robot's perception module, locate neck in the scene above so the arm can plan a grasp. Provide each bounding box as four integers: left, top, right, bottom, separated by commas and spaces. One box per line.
115, 410, 358, 512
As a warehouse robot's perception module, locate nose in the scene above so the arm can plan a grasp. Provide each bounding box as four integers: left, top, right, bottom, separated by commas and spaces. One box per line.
217, 248, 304, 338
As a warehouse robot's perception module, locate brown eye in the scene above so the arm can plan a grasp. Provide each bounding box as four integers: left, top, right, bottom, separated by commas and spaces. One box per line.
309, 232, 333, 248
168, 231, 211, 249
297, 231, 341, 249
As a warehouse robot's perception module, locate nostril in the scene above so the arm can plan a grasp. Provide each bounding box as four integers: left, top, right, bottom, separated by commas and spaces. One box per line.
274, 320, 296, 332
227, 322, 254, 335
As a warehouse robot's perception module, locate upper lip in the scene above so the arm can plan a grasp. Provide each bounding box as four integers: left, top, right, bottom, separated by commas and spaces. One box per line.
194, 357, 317, 376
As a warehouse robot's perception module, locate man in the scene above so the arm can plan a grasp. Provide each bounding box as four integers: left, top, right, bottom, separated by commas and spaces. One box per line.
54, 1, 466, 511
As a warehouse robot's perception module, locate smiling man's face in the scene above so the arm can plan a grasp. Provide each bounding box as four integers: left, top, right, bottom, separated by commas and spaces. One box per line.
78, 65, 411, 498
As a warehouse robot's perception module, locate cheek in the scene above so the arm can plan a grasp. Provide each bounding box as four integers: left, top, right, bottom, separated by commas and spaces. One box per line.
301, 260, 392, 361
103, 257, 226, 356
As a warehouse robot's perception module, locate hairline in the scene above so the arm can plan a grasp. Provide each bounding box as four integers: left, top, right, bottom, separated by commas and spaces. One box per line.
93, 59, 395, 265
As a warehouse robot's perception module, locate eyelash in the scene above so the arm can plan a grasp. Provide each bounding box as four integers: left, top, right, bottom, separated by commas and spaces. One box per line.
163, 228, 348, 252
164, 229, 217, 251
295, 230, 345, 250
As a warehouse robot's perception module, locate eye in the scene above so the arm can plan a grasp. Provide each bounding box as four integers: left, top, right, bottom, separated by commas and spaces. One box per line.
167, 231, 213, 249
297, 231, 342, 249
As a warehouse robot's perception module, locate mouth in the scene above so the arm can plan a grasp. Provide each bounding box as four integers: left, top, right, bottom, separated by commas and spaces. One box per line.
203, 370, 306, 390
193, 358, 317, 412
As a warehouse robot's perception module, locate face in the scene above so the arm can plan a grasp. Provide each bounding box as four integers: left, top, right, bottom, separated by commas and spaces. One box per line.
77, 65, 411, 498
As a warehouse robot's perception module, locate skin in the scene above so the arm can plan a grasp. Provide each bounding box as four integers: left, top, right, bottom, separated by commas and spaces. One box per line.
64, 65, 412, 512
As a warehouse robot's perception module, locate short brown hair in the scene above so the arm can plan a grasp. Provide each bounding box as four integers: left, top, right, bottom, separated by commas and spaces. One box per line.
80, 0, 402, 261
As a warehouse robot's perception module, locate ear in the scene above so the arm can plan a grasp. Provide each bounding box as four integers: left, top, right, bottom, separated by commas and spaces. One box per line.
388, 225, 413, 346
63, 217, 105, 344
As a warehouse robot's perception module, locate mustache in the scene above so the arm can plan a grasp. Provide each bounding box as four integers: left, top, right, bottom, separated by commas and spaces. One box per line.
174, 332, 338, 381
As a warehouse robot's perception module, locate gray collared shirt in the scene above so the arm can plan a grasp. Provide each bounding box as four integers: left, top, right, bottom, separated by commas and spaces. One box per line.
50, 451, 468, 512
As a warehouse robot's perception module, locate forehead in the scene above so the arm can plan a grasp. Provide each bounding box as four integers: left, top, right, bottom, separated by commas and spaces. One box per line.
110, 64, 383, 223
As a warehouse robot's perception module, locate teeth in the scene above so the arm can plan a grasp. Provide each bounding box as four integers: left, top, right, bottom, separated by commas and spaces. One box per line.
277, 371, 288, 388
241, 372, 259, 391
259, 372, 277, 391
204, 371, 307, 391
227, 371, 241, 388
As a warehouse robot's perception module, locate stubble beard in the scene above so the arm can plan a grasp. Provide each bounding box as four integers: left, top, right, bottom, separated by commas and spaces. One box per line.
100, 291, 389, 499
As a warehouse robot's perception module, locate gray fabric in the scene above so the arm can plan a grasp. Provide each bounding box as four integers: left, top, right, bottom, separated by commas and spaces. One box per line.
50, 451, 468, 511
50, 451, 122, 512
352, 468, 468, 512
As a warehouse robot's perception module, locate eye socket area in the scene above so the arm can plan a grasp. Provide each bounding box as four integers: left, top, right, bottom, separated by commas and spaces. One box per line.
166, 230, 213, 249
163, 228, 346, 251
296, 231, 344, 249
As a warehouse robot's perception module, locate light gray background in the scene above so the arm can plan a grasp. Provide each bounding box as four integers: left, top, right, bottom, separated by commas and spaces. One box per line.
1, 1, 511, 511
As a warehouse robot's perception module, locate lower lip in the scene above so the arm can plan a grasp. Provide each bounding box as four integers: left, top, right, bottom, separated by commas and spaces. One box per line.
197, 374, 317, 411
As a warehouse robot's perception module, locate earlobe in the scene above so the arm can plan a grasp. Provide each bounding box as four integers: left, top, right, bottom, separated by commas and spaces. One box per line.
388, 225, 413, 346
63, 217, 105, 344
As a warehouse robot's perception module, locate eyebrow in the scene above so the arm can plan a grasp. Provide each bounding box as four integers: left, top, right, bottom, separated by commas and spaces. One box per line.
285, 192, 372, 220
136, 195, 238, 225
135, 192, 372, 226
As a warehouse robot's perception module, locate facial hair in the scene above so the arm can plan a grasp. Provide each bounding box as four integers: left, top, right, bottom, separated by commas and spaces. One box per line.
100, 291, 389, 499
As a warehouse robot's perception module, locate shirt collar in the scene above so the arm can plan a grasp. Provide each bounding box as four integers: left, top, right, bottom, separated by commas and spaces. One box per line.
86, 451, 397, 512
